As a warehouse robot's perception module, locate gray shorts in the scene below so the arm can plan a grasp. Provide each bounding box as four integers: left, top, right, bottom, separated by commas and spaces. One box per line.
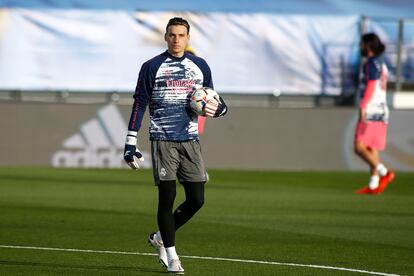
151, 140, 207, 185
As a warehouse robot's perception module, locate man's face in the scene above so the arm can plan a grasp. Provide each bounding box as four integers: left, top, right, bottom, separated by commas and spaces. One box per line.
165, 25, 189, 57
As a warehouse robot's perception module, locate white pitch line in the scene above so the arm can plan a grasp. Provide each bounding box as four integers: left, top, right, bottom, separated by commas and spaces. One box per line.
0, 245, 401, 276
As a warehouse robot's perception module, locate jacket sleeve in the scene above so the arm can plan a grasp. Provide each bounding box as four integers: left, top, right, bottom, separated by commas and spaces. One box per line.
360, 58, 380, 109
360, 80, 376, 109
127, 61, 153, 132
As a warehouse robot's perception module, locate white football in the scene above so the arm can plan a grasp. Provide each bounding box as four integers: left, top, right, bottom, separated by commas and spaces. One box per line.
189, 87, 219, 116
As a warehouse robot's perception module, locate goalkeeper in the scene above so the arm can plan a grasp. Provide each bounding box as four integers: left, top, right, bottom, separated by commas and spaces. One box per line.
123, 17, 227, 274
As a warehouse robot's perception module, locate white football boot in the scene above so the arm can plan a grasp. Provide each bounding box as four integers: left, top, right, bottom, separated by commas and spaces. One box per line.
148, 232, 168, 268
167, 259, 185, 274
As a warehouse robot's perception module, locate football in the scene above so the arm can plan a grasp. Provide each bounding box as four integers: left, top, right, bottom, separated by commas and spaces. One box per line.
189, 87, 219, 116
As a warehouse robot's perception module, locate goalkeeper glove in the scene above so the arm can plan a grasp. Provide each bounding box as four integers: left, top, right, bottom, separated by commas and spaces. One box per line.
204, 100, 218, 117
204, 89, 220, 117
123, 131, 144, 170
205, 95, 227, 118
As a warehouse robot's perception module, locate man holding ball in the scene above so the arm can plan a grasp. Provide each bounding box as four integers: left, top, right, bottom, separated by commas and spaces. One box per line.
123, 17, 227, 274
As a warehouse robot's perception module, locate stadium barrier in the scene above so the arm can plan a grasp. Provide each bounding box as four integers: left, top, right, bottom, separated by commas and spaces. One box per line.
1, 100, 414, 171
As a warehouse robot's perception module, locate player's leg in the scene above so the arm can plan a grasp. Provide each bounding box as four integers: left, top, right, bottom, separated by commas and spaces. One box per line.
354, 121, 395, 194
152, 141, 180, 247
366, 147, 381, 189
354, 121, 379, 169
158, 140, 207, 273
174, 181, 205, 231
158, 181, 205, 274
149, 141, 180, 269
175, 140, 207, 223
354, 141, 381, 193
368, 123, 395, 193
354, 141, 379, 169
354, 142, 394, 193
157, 179, 184, 273
373, 150, 395, 194
158, 180, 177, 248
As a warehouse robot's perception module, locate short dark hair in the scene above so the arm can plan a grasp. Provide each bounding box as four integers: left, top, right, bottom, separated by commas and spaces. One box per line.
166, 17, 190, 34
361, 33, 386, 55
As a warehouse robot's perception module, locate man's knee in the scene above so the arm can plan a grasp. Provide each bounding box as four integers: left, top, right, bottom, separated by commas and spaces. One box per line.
191, 195, 204, 210
184, 181, 205, 210
354, 142, 365, 155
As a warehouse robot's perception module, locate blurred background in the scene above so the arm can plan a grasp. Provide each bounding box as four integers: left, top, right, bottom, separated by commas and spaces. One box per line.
1, 0, 414, 171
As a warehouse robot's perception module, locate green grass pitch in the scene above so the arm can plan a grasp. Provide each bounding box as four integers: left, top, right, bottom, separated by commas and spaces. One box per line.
0, 167, 413, 275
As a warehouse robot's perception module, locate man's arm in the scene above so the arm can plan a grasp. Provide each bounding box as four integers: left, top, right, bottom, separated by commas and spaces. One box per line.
359, 59, 380, 122
128, 62, 153, 132
195, 57, 228, 118
204, 94, 228, 118
124, 62, 153, 169
359, 80, 375, 122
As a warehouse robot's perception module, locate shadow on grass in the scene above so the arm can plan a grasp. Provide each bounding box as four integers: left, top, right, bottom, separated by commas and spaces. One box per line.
0, 260, 165, 274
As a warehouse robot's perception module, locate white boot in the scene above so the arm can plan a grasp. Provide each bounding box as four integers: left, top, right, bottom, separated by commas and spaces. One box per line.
167, 258, 185, 274
148, 232, 168, 268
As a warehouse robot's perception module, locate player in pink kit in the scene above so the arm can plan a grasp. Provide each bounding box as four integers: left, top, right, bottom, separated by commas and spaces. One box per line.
354, 33, 395, 195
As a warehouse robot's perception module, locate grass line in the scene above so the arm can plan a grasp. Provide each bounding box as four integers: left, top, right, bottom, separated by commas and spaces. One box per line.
0, 245, 401, 276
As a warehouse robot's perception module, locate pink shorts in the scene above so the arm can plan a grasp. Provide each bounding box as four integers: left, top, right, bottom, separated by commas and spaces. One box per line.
354, 121, 388, 150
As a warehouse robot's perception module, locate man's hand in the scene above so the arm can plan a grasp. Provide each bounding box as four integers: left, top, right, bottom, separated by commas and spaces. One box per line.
204, 94, 227, 118
204, 99, 219, 117
124, 131, 144, 170
210, 90, 221, 104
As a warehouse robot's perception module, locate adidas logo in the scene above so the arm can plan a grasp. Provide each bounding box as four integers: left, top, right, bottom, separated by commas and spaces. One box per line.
51, 104, 151, 168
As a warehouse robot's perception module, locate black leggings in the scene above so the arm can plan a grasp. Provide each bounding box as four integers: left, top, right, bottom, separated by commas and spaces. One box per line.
157, 180, 205, 248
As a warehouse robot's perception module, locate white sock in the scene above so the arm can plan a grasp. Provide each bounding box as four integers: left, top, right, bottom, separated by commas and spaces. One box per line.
166, 246, 179, 261
376, 163, 388, 177
368, 175, 380, 190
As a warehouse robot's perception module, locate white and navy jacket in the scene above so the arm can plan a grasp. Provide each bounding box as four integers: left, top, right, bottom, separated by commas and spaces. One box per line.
360, 55, 389, 123
128, 51, 227, 141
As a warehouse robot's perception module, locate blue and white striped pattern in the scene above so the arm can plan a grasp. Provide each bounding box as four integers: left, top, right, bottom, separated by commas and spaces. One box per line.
128, 51, 213, 141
